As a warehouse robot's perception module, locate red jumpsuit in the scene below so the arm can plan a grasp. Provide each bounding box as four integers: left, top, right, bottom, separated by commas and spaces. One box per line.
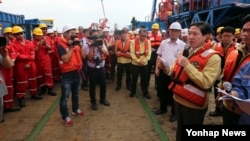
46, 36, 61, 82
12, 40, 37, 99
33, 40, 53, 89
2, 44, 16, 108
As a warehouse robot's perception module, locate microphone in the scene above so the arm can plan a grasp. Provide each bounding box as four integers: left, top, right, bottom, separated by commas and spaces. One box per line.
223, 81, 232, 93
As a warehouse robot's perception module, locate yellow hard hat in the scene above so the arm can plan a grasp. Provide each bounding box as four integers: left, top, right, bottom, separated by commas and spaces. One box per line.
39, 23, 47, 29
152, 23, 160, 30
235, 28, 241, 34
4, 27, 12, 34
33, 27, 43, 36
12, 26, 24, 34
216, 26, 224, 34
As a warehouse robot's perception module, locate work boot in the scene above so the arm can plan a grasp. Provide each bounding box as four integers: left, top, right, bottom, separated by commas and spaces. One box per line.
48, 88, 57, 96
19, 98, 26, 107
4, 107, 21, 113
115, 85, 121, 91
38, 86, 47, 96
209, 109, 222, 117
31, 95, 43, 100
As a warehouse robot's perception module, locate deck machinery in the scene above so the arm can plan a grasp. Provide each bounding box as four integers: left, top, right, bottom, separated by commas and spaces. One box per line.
131, 0, 250, 31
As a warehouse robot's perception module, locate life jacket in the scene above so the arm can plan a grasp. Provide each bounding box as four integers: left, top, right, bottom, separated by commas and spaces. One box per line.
149, 34, 161, 49
169, 44, 219, 106
116, 39, 131, 59
212, 42, 236, 59
222, 45, 250, 114
135, 38, 149, 58
58, 37, 82, 73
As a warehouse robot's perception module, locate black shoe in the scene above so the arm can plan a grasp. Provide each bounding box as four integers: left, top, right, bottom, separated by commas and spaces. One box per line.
19, 98, 26, 107
155, 109, 167, 115
130, 93, 135, 97
48, 89, 57, 96
38, 86, 47, 96
0, 119, 4, 123
100, 99, 110, 106
31, 95, 43, 100
169, 115, 177, 122
115, 86, 121, 91
144, 93, 151, 99
91, 103, 98, 111
126, 86, 131, 91
209, 110, 222, 117
82, 86, 89, 91
4, 107, 21, 113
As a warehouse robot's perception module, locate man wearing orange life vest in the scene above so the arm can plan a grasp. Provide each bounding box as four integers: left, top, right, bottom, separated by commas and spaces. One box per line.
38, 23, 57, 96
2, 27, 21, 113
12, 26, 43, 107
107, 30, 120, 82
165, 22, 221, 141
57, 24, 85, 126
130, 28, 152, 99
115, 29, 131, 91
147, 23, 162, 90
220, 15, 250, 125
209, 26, 237, 117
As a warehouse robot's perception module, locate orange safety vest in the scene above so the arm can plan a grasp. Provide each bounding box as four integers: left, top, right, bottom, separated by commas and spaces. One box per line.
149, 34, 161, 49
212, 42, 236, 59
222, 48, 250, 114
135, 38, 149, 58
58, 37, 82, 73
116, 39, 131, 59
169, 45, 219, 106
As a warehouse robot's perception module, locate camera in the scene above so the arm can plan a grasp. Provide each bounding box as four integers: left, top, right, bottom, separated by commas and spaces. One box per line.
88, 35, 104, 47
0, 37, 7, 48
70, 35, 81, 46
93, 56, 101, 69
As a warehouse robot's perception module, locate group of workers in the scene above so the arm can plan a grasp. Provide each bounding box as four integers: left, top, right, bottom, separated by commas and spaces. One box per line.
0, 23, 63, 122
0, 14, 250, 140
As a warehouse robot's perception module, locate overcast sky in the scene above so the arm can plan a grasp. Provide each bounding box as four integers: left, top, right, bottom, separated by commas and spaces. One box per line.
0, 0, 154, 30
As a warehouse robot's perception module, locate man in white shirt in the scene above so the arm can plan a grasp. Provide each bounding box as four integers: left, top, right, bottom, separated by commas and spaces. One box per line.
154, 22, 186, 122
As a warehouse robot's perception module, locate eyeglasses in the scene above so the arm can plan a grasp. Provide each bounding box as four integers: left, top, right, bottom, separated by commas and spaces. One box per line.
242, 28, 250, 33
13, 32, 24, 36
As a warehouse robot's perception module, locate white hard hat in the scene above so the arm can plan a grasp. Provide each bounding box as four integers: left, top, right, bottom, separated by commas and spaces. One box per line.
169, 22, 182, 30
62, 24, 76, 33
47, 29, 54, 34
135, 28, 140, 34
103, 27, 109, 32
181, 28, 188, 36
161, 29, 166, 33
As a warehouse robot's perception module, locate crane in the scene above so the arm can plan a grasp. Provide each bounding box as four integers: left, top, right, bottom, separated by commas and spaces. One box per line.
100, 0, 106, 18
151, 0, 158, 21
99, 0, 108, 29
